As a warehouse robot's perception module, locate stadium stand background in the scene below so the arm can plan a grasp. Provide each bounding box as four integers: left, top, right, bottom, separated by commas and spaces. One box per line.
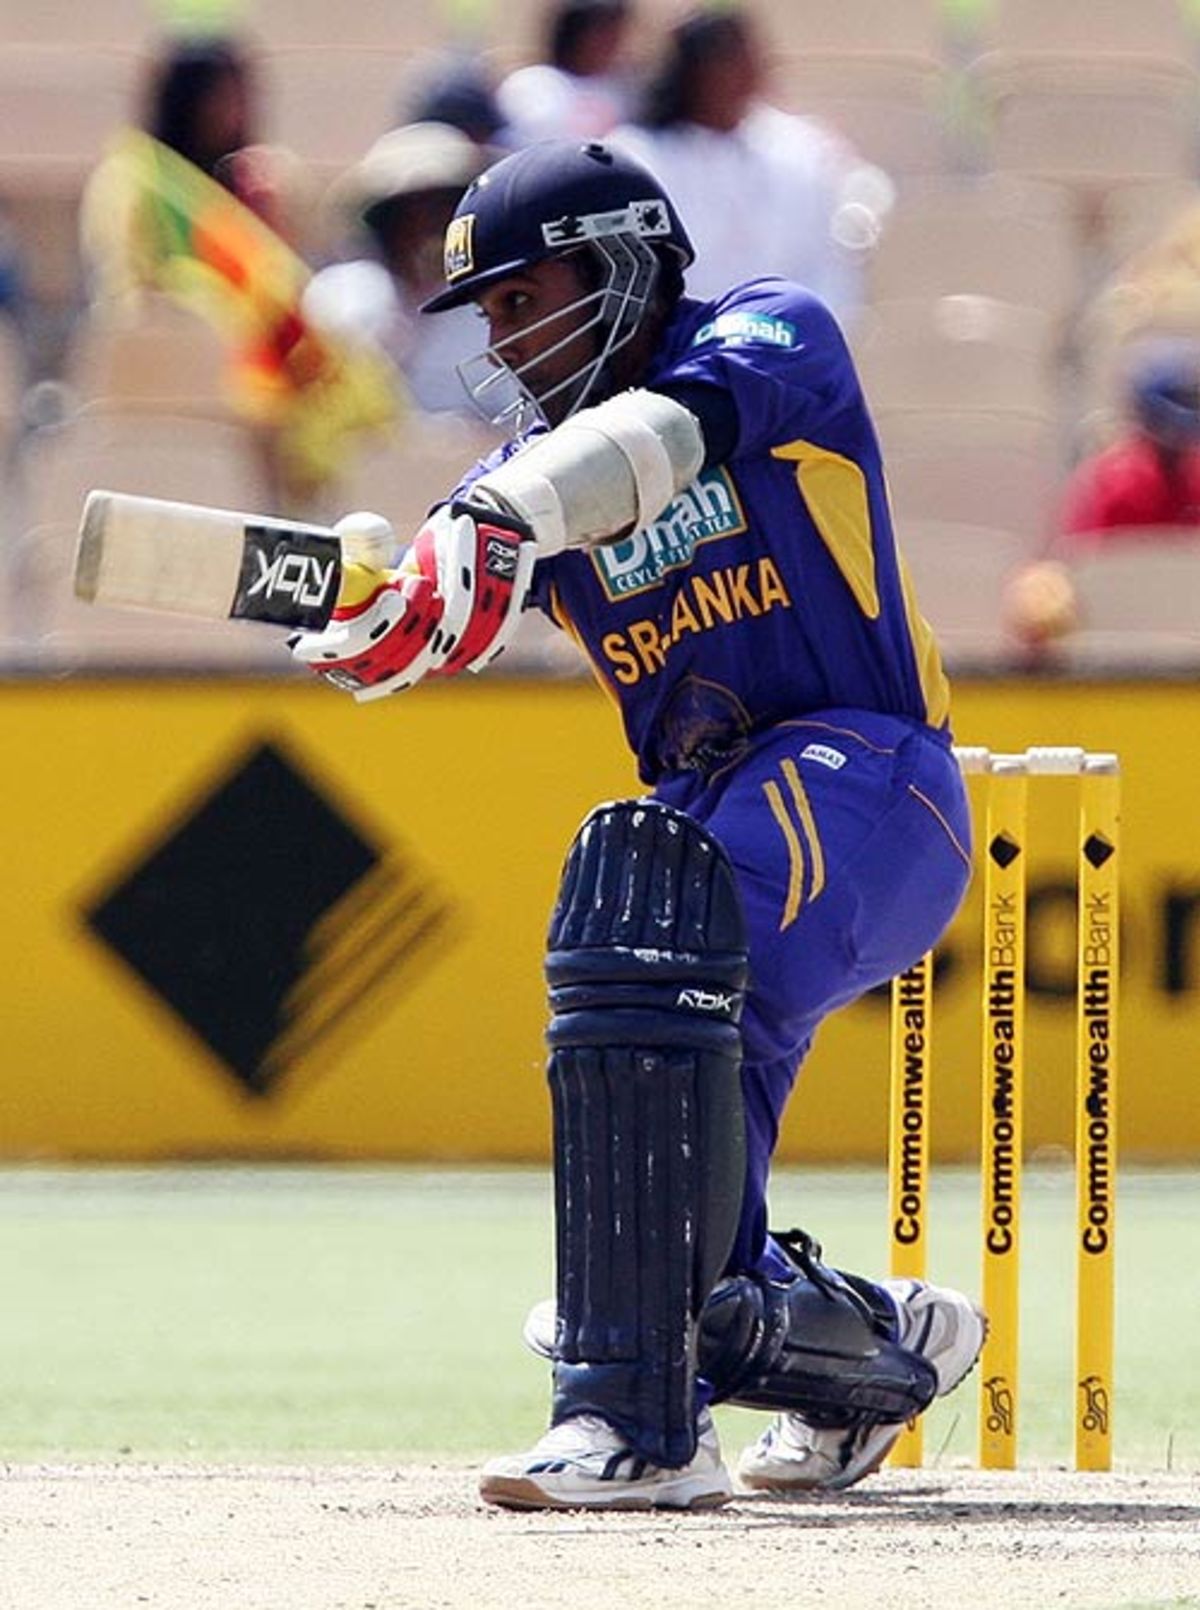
3, 0, 1200, 673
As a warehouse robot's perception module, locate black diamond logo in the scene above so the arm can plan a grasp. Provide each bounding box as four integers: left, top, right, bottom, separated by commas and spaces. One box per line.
989, 833, 1022, 868
1083, 833, 1115, 869
84, 739, 455, 1098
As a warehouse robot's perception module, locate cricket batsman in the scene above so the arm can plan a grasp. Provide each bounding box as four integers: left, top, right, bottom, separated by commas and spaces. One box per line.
290, 138, 986, 1509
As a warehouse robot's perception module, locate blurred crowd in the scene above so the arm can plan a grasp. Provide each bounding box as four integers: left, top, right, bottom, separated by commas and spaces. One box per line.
4, 0, 1200, 674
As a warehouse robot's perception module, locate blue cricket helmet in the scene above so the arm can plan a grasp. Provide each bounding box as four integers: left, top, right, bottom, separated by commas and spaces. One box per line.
421, 138, 693, 313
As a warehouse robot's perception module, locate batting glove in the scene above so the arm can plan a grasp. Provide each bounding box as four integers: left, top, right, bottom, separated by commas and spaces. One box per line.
289, 501, 535, 701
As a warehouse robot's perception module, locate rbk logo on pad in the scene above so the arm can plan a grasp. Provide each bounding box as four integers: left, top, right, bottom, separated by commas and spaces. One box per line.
677, 987, 740, 1016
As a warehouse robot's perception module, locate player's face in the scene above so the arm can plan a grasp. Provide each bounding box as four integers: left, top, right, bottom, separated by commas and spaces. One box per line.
474, 254, 600, 425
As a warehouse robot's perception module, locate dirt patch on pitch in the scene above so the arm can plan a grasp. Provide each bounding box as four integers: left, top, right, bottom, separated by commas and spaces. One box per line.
2, 1464, 1197, 1609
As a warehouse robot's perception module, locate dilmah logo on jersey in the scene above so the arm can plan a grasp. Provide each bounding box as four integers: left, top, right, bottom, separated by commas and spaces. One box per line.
82, 739, 458, 1100
589, 467, 748, 600
237, 526, 340, 628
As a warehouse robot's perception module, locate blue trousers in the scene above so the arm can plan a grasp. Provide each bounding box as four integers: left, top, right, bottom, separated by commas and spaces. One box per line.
655, 709, 972, 1277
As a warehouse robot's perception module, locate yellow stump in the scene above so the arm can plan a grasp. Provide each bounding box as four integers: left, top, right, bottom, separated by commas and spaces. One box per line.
888, 951, 933, 1466
979, 758, 1028, 1469
1075, 757, 1120, 1470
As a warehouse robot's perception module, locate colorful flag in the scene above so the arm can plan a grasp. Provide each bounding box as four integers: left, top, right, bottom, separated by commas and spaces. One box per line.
103, 128, 401, 495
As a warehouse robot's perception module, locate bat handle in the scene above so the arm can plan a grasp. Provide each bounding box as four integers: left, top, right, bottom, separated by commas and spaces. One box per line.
335, 510, 399, 569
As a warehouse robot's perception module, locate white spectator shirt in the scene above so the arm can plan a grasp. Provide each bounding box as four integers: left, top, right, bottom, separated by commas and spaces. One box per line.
497, 64, 632, 146
303, 259, 480, 417
610, 103, 876, 328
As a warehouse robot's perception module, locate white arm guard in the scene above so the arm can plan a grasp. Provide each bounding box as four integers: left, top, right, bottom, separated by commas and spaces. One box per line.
470, 389, 706, 556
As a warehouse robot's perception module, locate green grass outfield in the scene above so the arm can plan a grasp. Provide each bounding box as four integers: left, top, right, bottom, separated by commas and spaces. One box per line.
1, 1164, 1196, 1471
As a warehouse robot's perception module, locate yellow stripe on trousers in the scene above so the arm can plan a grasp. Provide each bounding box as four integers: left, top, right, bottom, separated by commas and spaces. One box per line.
781, 758, 826, 899
763, 778, 806, 930
762, 761, 826, 930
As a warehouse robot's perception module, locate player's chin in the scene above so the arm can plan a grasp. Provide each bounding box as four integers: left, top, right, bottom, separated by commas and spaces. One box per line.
535, 377, 594, 428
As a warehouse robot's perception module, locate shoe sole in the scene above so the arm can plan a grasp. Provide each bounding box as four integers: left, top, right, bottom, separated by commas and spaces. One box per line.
480, 1474, 734, 1512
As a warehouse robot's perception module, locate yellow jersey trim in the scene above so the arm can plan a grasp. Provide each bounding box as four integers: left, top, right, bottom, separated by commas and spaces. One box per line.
771, 439, 880, 619
896, 549, 952, 730
547, 582, 622, 712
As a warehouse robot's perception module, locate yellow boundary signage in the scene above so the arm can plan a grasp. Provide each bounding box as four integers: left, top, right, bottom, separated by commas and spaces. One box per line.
1, 677, 1195, 1160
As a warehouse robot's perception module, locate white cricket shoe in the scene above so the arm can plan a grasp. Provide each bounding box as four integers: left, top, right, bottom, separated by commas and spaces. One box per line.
480, 1410, 734, 1511
737, 1278, 987, 1494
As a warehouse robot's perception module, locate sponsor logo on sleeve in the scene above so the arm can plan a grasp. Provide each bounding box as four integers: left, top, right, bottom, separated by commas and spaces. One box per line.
693, 311, 799, 349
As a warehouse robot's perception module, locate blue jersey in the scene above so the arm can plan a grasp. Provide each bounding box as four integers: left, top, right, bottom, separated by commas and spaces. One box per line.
451, 276, 972, 1283
460, 277, 950, 784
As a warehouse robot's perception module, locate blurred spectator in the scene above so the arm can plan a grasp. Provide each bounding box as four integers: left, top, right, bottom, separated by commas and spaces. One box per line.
303, 123, 488, 416
73, 36, 396, 509
1076, 190, 1200, 461
0, 205, 28, 457
1061, 343, 1200, 541
80, 37, 302, 305
1003, 342, 1200, 649
401, 50, 509, 148
497, 0, 636, 146
608, 4, 889, 325
0, 204, 28, 328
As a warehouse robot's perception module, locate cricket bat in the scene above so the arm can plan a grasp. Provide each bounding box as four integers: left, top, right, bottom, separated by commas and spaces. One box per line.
74, 491, 395, 631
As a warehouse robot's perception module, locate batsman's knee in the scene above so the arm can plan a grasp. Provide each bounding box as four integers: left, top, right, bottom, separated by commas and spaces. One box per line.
546, 797, 748, 1041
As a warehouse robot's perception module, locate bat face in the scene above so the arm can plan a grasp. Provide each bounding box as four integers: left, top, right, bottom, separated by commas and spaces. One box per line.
76, 491, 345, 629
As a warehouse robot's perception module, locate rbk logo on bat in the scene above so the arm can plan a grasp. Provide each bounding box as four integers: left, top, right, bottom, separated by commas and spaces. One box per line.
235, 525, 341, 628
248, 550, 335, 608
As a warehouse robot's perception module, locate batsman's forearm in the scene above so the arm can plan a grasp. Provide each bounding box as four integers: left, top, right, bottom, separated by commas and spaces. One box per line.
471, 389, 704, 555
